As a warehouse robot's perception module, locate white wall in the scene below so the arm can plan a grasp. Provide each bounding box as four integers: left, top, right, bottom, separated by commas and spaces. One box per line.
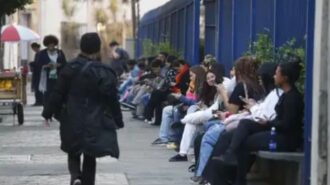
40, 0, 62, 43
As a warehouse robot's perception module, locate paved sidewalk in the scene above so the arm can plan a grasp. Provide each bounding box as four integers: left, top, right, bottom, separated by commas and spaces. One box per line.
0, 104, 192, 185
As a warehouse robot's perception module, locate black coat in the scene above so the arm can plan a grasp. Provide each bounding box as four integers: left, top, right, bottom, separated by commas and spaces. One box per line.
42, 55, 123, 158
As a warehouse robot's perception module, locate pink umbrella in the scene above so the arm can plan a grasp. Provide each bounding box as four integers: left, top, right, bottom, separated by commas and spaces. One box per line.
1, 24, 40, 42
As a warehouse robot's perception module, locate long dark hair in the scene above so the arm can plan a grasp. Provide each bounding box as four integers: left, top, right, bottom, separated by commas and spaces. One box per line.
189, 66, 206, 97
257, 62, 278, 94
199, 68, 223, 107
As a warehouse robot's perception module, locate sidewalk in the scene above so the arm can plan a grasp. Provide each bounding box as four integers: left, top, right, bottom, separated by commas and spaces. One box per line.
0, 97, 191, 185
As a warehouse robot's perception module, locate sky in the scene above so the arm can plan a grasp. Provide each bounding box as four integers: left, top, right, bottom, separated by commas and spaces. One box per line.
139, 0, 170, 16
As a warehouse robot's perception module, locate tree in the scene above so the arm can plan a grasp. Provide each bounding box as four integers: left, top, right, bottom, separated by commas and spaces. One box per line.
0, 0, 33, 17
109, 0, 118, 22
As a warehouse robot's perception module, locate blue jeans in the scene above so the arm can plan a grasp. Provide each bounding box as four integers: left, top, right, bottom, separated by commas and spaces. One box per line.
159, 106, 181, 142
196, 120, 226, 177
119, 78, 133, 95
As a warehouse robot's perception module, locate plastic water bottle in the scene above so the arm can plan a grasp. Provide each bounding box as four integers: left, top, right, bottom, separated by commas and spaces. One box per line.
269, 127, 277, 152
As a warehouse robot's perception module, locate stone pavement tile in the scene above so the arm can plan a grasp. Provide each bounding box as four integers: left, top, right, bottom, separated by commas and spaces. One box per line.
0, 154, 118, 164
0, 173, 129, 185
0, 130, 60, 147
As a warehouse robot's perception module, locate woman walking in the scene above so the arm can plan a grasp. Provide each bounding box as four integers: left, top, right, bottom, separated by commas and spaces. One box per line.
42, 33, 123, 185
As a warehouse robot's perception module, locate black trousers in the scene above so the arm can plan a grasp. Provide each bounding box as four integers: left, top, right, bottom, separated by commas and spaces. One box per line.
34, 90, 44, 105
43, 79, 57, 108
144, 89, 169, 125
68, 153, 96, 185
206, 120, 299, 185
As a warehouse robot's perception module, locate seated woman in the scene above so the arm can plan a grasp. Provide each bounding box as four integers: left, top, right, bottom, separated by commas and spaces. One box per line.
191, 62, 281, 184
168, 65, 225, 162
207, 59, 304, 185
171, 57, 263, 164
152, 65, 206, 145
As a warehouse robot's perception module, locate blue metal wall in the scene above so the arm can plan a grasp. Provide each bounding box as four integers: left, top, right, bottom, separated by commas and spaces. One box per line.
205, 0, 308, 74
137, 0, 200, 65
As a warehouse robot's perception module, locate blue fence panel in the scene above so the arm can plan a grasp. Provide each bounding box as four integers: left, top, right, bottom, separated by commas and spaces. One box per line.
274, 0, 308, 47
204, 0, 217, 56
165, 16, 171, 41
170, 12, 178, 49
178, 9, 186, 53
233, 0, 252, 60
138, 0, 199, 65
252, 0, 274, 41
217, 0, 233, 73
185, 3, 194, 64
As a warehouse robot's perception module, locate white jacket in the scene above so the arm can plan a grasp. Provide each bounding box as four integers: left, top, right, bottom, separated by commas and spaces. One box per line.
225, 89, 283, 131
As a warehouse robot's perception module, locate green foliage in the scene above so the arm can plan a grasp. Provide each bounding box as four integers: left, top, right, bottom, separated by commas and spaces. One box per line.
245, 34, 274, 63
0, 0, 32, 16
276, 39, 306, 93
245, 34, 306, 93
142, 39, 182, 58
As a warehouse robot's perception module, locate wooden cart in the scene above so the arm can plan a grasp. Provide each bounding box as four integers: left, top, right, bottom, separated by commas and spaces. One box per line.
0, 72, 24, 125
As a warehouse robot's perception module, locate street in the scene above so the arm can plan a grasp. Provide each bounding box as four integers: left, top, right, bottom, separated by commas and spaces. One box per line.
0, 93, 191, 185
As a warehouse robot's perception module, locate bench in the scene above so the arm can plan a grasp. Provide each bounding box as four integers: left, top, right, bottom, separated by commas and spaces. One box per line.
248, 151, 304, 185
256, 151, 304, 162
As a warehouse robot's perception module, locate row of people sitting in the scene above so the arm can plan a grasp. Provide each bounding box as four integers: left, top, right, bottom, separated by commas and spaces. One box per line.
118, 53, 304, 185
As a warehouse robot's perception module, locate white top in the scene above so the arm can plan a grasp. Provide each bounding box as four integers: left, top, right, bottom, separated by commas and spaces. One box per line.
250, 89, 283, 121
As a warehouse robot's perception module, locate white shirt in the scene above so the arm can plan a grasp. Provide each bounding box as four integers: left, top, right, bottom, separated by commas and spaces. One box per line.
250, 89, 283, 121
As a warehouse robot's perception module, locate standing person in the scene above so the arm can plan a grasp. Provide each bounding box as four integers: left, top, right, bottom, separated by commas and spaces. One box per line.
42, 33, 124, 185
29, 43, 43, 106
109, 41, 129, 77
37, 35, 67, 108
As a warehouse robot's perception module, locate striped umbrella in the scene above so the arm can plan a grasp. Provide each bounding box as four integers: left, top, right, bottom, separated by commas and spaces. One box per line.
1, 24, 40, 42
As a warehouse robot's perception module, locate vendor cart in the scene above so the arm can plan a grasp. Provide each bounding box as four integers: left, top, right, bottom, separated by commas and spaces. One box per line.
0, 71, 24, 125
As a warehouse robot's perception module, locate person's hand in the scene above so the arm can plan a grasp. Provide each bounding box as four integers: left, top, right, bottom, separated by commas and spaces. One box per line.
216, 84, 228, 99
47, 63, 55, 69
170, 82, 176, 86
255, 115, 268, 125
171, 93, 182, 99
214, 111, 225, 120
241, 96, 256, 110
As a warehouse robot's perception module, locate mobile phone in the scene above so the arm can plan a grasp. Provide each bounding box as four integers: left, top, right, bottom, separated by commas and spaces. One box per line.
239, 96, 245, 101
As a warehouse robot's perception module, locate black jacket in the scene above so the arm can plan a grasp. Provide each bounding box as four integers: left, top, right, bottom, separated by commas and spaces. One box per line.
268, 87, 304, 144
42, 55, 123, 158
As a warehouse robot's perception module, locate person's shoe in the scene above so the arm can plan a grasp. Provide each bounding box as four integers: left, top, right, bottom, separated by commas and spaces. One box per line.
144, 118, 153, 124
166, 142, 178, 150
72, 179, 82, 185
169, 154, 187, 162
151, 138, 168, 145
190, 176, 203, 184
121, 106, 130, 111
212, 151, 237, 166
121, 102, 136, 110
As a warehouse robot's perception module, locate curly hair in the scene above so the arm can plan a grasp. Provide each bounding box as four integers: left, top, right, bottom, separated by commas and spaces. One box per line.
234, 56, 263, 97
43, 35, 59, 47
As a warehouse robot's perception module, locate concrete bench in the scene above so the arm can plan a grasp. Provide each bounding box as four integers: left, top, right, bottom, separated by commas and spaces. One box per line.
256, 151, 304, 163
248, 151, 304, 185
